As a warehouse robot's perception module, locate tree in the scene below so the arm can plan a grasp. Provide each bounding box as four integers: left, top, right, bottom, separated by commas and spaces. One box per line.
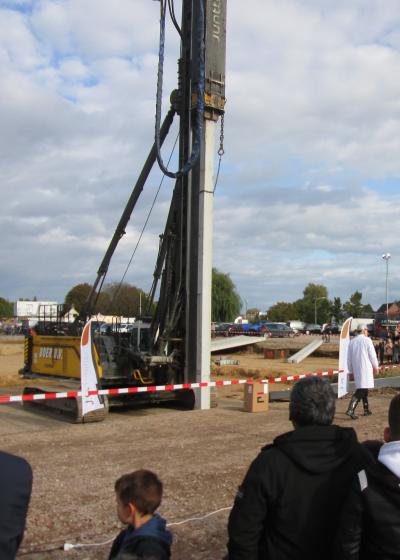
303, 283, 328, 301
343, 291, 373, 318
212, 268, 241, 322
102, 283, 152, 317
0, 297, 13, 318
329, 297, 343, 323
267, 301, 299, 322
64, 282, 154, 317
363, 303, 374, 314
64, 283, 111, 315
295, 283, 329, 324
64, 283, 94, 314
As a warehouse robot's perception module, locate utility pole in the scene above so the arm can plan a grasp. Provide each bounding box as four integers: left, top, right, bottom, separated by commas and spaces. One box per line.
382, 253, 391, 323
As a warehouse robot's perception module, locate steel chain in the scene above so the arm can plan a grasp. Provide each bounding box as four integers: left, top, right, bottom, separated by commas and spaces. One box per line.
218, 112, 225, 156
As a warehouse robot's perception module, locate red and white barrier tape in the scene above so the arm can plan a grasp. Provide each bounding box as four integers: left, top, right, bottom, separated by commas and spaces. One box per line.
262, 369, 340, 384
0, 380, 247, 404
0, 369, 341, 404
0, 364, 397, 404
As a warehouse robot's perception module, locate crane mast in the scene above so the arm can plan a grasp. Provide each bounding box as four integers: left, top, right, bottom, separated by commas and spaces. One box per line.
149, 0, 226, 408
184, 0, 227, 407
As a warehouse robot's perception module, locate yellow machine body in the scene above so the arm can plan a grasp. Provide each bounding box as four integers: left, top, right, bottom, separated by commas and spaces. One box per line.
24, 335, 102, 381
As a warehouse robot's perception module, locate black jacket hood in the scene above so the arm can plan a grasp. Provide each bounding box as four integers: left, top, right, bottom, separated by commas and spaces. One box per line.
270, 424, 360, 475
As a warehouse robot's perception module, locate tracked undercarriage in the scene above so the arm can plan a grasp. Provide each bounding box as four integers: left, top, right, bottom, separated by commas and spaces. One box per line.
20, 318, 194, 422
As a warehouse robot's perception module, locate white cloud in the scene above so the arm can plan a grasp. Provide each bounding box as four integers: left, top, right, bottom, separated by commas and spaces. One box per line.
30, 0, 161, 57
1, 0, 400, 311
0, 8, 46, 70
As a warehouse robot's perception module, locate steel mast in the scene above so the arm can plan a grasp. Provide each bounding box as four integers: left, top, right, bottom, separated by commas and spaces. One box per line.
183, 0, 227, 408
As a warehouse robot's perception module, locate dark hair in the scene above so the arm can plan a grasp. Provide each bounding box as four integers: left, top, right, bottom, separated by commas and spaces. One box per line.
388, 394, 400, 440
289, 377, 336, 427
115, 470, 163, 515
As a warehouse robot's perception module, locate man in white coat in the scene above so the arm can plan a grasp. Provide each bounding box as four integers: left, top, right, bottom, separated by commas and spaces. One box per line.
346, 324, 379, 419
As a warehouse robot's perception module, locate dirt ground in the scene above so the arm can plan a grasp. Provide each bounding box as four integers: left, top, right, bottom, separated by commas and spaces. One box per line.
0, 335, 397, 559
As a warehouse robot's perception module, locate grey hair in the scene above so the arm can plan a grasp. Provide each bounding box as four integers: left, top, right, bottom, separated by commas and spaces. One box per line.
289, 377, 336, 427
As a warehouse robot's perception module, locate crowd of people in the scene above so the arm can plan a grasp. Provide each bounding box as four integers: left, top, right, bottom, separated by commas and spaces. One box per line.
2, 324, 400, 559
375, 325, 400, 364
227, 378, 400, 560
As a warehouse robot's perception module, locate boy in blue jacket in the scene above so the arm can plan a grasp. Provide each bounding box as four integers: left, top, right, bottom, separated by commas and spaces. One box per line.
109, 469, 172, 560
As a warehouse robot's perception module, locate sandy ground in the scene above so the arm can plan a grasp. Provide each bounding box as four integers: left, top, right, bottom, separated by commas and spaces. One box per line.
0, 335, 396, 559
0, 336, 26, 386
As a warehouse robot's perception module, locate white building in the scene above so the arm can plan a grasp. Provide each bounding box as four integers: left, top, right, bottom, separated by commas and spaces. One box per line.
14, 300, 58, 325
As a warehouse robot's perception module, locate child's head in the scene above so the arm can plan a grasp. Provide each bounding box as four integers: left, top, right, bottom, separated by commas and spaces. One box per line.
115, 469, 163, 526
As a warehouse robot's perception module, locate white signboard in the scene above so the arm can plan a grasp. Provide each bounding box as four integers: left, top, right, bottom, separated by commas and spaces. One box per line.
80, 320, 105, 418
338, 317, 352, 398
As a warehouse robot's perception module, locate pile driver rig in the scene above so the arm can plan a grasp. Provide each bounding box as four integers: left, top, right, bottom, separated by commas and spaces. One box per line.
20, 0, 227, 421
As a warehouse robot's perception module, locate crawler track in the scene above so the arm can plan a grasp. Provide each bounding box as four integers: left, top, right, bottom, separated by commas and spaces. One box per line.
22, 385, 109, 423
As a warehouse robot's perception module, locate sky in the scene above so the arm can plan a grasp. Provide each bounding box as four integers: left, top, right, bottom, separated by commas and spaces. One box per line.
1, 0, 400, 313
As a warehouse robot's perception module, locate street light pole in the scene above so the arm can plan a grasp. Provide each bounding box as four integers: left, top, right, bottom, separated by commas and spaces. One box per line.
382, 253, 391, 322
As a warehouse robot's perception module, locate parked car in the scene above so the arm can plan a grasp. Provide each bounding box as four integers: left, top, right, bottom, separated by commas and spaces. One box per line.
99, 322, 113, 334
226, 324, 244, 336
241, 322, 268, 336
286, 320, 306, 333
213, 322, 230, 336
304, 323, 322, 334
264, 323, 295, 338
213, 323, 243, 337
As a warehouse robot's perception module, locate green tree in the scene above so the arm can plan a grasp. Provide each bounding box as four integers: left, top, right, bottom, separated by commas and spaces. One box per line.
102, 282, 151, 317
64, 282, 153, 317
343, 291, 373, 318
64, 283, 111, 315
267, 301, 299, 322
296, 283, 329, 324
0, 297, 13, 318
212, 268, 241, 322
363, 303, 374, 314
64, 283, 93, 313
329, 297, 343, 322
303, 283, 328, 301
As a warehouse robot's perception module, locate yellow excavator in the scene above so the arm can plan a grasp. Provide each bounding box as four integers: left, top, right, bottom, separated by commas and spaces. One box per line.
20, 0, 226, 422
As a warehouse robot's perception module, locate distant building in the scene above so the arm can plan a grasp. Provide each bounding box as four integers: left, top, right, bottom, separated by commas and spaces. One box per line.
246, 308, 260, 321
234, 316, 248, 324
14, 300, 58, 327
91, 314, 136, 324
63, 305, 79, 322
376, 302, 400, 318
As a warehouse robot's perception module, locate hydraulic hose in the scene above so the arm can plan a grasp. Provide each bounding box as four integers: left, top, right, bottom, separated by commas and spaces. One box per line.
155, 0, 205, 178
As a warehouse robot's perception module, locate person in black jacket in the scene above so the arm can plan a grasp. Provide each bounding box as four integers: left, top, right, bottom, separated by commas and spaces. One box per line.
0, 450, 33, 559
226, 376, 372, 560
109, 469, 172, 560
334, 393, 400, 559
